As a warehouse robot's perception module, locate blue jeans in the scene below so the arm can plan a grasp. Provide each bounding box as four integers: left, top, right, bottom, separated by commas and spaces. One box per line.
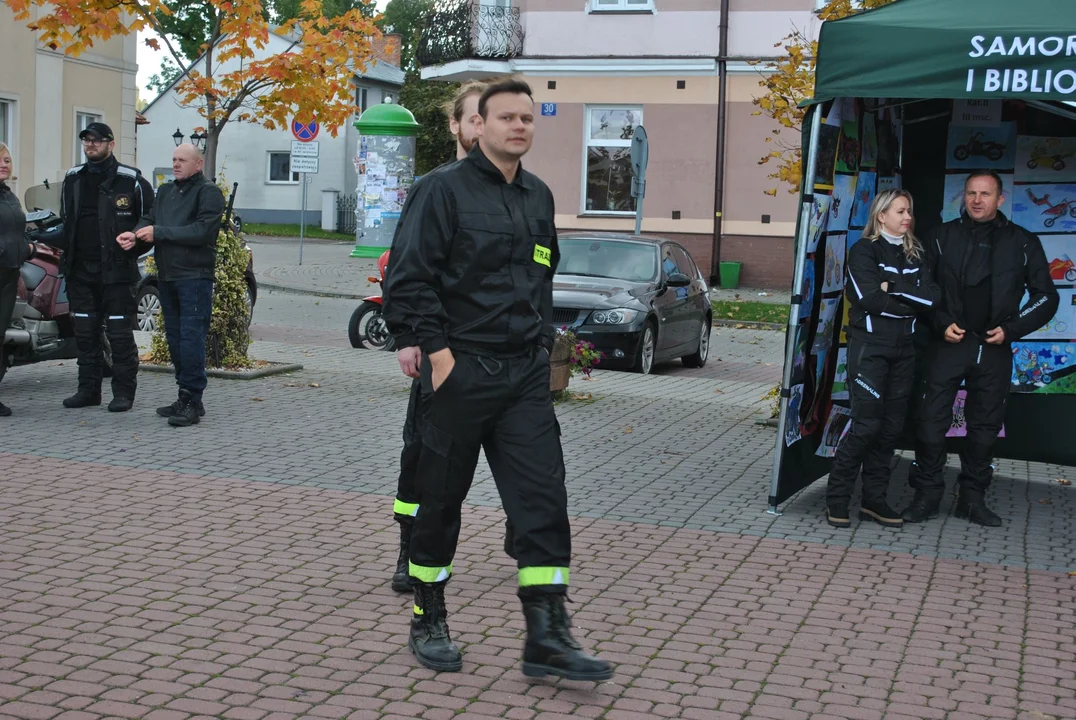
158, 279, 213, 402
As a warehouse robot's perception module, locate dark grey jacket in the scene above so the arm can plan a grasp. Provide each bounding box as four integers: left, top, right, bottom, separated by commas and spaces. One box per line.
0, 182, 30, 270
137, 172, 225, 282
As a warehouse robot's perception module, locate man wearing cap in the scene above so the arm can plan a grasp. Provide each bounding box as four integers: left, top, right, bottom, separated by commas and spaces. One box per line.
59, 122, 154, 412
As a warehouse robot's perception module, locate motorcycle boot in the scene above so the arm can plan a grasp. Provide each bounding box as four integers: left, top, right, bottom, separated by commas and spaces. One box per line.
902, 491, 942, 523
392, 518, 415, 593
0, 401, 11, 417
520, 591, 614, 682
409, 581, 462, 672
954, 488, 1002, 527
105, 311, 138, 412
168, 390, 201, 427
65, 310, 103, 408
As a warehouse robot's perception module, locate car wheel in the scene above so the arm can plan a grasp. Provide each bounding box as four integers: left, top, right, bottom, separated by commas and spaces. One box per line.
136, 285, 161, 333
633, 322, 656, 375
682, 316, 712, 368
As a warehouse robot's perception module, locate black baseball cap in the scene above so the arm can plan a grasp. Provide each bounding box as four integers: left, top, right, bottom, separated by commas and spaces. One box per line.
79, 122, 114, 142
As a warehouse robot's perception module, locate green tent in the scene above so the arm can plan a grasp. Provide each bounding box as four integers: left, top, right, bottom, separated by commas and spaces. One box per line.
814, 0, 1076, 103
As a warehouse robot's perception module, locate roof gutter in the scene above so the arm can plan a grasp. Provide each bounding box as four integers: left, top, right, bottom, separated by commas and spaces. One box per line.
710, 0, 730, 285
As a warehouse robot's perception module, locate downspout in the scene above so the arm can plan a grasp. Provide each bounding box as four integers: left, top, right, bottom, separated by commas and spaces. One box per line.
710, 0, 730, 285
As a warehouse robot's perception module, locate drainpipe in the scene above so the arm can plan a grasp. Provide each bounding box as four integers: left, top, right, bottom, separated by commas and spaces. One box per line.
710, 0, 730, 285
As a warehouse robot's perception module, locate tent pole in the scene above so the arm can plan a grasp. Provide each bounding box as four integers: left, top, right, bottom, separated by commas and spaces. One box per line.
767, 102, 825, 516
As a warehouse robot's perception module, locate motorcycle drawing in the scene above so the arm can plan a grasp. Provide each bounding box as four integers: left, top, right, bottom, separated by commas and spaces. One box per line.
1025, 188, 1076, 229
1026, 146, 1072, 172
953, 131, 1006, 162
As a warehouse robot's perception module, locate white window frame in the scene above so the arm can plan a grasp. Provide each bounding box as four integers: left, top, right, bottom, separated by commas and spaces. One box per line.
266, 151, 300, 184
589, 0, 655, 12
73, 108, 105, 165
0, 97, 14, 149
581, 105, 643, 216
356, 86, 369, 116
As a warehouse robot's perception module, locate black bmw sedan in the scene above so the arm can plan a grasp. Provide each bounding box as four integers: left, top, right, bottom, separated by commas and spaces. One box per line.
551, 233, 712, 374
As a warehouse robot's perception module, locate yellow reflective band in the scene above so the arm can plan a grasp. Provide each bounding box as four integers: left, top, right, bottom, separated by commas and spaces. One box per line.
413, 605, 424, 616
393, 499, 419, 517
519, 567, 570, 587
533, 244, 551, 267
409, 561, 452, 583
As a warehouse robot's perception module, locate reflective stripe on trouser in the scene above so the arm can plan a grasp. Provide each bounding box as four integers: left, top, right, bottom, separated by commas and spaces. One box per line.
409, 349, 572, 581
393, 499, 419, 517
519, 567, 570, 588
409, 562, 452, 583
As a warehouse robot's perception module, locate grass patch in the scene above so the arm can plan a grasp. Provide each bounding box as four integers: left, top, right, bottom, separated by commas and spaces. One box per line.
711, 300, 789, 325
243, 222, 354, 241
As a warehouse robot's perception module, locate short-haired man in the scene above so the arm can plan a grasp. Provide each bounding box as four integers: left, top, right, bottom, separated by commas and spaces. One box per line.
904, 170, 1058, 526
60, 122, 154, 412
383, 79, 612, 681
119, 144, 224, 426
386, 80, 527, 594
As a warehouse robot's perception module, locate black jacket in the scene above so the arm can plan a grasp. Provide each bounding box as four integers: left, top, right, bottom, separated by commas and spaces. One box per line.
0, 182, 30, 270
383, 147, 558, 356
926, 212, 1059, 342
845, 235, 940, 345
59, 159, 154, 283
137, 172, 225, 282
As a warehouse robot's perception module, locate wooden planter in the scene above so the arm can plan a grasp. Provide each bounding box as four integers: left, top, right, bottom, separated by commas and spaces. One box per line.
550, 336, 572, 392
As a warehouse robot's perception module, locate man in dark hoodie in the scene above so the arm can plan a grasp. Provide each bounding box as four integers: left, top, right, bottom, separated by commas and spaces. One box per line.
59, 122, 154, 412
905, 170, 1058, 527
119, 143, 224, 427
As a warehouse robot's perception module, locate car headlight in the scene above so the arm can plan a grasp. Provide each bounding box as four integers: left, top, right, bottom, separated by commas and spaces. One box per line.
589, 308, 639, 325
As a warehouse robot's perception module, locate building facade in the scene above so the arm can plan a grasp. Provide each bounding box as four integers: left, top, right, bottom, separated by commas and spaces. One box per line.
138, 34, 404, 226
418, 0, 824, 288
0, 5, 138, 198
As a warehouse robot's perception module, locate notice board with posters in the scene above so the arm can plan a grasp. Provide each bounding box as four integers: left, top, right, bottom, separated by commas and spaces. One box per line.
771, 97, 1076, 508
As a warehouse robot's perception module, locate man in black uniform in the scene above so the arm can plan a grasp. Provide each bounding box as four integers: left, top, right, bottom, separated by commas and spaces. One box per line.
904, 170, 1058, 526
383, 79, 612, 681
59, 122, 154, 412
120, 144, 224, 427
387, 80, 521, 594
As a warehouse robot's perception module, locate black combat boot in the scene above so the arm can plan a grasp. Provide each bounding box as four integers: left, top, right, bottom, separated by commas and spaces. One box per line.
168, 390, 201, 427
520, 592, 614, 682
954, 489, 1002, 527
859, 499, 904, 527
108, 396, 134, 413
826, 503, 851, 529
901, 492, 941, 523
63, 389, 101, 408
0, 401, 11, 417
392, 519, 414, 593
409, 581, 462, 672
157, 397, 205, 418
504, 518, 517, 560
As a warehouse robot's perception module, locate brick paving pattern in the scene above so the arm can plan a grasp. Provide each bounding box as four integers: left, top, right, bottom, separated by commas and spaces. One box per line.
0, 326, 1072, 719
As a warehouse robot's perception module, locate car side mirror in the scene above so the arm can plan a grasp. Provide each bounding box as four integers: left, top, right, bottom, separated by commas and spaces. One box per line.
666, 272, 691, 288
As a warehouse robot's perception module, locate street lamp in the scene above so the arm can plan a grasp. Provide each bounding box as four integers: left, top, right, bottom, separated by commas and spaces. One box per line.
172, 127, 184, 146
190, 130, 207, 149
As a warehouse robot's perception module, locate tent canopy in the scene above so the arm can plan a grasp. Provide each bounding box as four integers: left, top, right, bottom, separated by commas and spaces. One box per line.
813, 0, 1076, 103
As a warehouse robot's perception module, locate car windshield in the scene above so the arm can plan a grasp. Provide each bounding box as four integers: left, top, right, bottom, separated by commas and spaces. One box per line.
556, 239, 658, 282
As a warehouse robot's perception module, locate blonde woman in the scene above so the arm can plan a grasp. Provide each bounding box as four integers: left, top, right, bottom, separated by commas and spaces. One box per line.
826, 189, 940, 529
0, 143, 39, 416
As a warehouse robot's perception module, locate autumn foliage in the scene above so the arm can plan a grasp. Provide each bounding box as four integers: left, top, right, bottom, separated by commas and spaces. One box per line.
753, 0, 896, 195
5, 0, 386, 176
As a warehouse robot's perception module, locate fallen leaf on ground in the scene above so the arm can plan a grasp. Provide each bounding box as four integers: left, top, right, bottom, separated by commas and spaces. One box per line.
735, 323, 747, 329
1038, 498, 1052, 505
251, 397, 265, 402
570, 393, 592, 401
1069, 571, 1076, 577
1057, 478, 1071, 486
714, 388, 724, 394
309, 382, 321, 388
624, 426, 633, 434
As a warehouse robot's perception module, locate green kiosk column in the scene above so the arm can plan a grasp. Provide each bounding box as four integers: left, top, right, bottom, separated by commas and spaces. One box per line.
350, 104, 421, 258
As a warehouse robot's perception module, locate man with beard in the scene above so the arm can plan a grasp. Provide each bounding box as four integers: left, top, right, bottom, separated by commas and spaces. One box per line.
59, 122, 154, 412
385, 81, 519, 593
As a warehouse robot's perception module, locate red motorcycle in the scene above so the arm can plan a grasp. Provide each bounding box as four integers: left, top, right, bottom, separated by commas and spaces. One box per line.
348, 249, 396, 351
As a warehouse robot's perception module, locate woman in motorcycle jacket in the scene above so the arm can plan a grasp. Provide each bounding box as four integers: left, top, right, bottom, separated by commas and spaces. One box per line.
826, 189, 940, 529
0, 142, 37, 416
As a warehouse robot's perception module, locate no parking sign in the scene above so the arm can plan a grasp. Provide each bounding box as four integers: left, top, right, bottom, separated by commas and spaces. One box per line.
291, 117, 319, 142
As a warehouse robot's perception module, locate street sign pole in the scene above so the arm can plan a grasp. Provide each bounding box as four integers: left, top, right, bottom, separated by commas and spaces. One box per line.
289, 138, 320, 265
630, 125, 649, 237
299, 174, 308, 265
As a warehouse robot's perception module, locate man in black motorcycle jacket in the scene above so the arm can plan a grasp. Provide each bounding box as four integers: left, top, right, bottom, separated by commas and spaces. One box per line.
59, 122, 154, 412
905, 170, 1058, 527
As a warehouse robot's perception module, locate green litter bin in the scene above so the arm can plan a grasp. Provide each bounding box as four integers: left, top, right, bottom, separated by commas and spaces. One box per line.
719, 261, 742, 289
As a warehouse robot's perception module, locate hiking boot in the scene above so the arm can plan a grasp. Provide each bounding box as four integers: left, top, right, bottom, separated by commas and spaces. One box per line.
168, 391, 201, 427
63, 390, 101, 408
409, 581, 462, 672
954, 491, 1002, 527
826, 503, 851, 529
157, 398, 205, 418
901, 494, 941, 524
521, 593, 614, 682
392, 519, 415, 593
108, 396, 134, 413
859, 501, 904, 527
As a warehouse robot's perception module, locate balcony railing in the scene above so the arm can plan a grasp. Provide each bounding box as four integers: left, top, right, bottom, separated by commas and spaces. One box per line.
417, 1, 525, 68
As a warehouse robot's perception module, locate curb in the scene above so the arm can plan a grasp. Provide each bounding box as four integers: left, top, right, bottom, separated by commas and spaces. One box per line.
257, 281, 369, 301
713, 319, 786, 332
140, 362, 305, 380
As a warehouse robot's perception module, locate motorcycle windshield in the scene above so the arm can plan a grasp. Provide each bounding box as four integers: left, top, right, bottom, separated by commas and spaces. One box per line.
24, 183, 62, 214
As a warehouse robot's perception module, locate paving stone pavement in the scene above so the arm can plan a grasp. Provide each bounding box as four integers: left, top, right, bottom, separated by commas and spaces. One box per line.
0, 329, 1073, 719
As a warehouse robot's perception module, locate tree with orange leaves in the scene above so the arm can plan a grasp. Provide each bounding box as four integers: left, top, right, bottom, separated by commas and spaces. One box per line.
5, 0, 386, 178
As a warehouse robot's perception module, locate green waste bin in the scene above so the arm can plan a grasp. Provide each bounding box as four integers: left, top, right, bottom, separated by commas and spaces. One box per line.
719, 261, 742, 289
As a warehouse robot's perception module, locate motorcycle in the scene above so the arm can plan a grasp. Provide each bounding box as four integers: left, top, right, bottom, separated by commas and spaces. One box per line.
953, 131, 1006, 163
348, 249, 396, 351
1, 182, 111, 383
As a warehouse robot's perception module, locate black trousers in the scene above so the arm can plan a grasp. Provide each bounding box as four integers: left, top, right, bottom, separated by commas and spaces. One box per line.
67, 273, 139, 398
826, 338, 917, 508
913, 339, 1010, 499
0, 268, 18, 385
393, 378, 426, 519
408, 348, 570, 593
